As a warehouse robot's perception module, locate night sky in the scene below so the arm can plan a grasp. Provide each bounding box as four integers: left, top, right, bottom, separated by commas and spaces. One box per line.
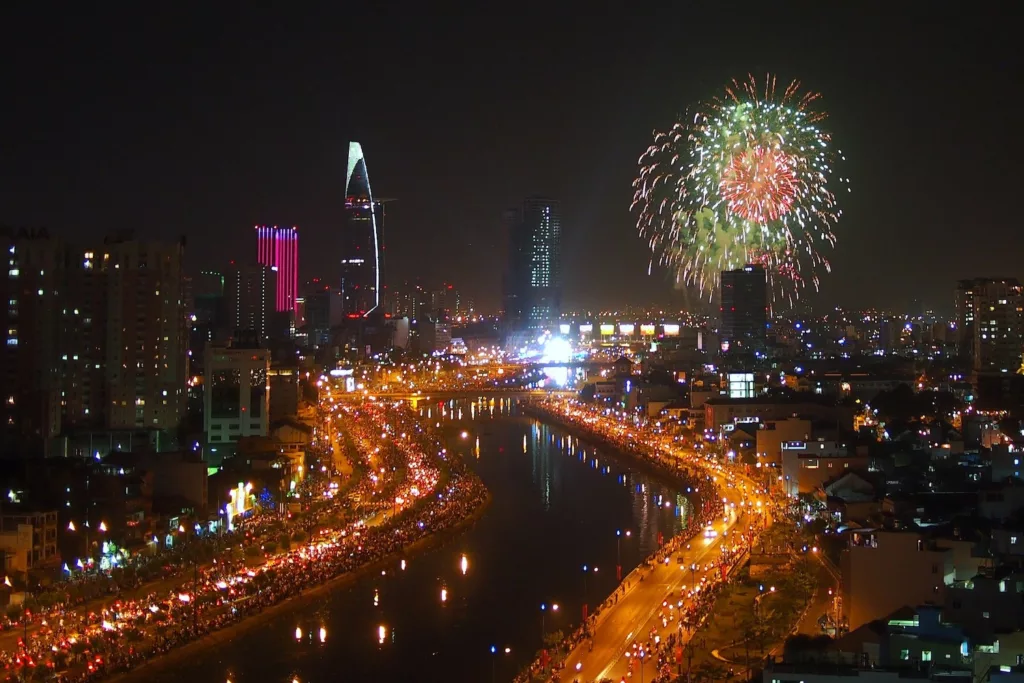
1, 4, 1019, 313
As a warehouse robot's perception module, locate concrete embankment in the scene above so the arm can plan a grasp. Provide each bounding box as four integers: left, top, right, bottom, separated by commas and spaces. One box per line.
108, 488, 493, 683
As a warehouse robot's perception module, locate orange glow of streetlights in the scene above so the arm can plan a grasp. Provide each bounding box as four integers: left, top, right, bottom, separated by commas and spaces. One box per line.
460, 554, 469, 575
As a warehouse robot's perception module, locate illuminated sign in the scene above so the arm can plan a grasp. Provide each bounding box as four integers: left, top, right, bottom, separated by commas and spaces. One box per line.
619, 324, 635, 336
345, 377, 356, 392
580, 324, 593, 334
782, 441, 807, 450
728, 372, 755, 399
599, 324, 614, 336
663, 324, 680, 336
735, 416, 760, 424
226, 482, 254, 531
558, 323, 571, 335
640, 324, 656, 336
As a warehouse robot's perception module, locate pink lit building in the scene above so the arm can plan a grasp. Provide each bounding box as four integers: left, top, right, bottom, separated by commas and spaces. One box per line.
255, 225, 298, 317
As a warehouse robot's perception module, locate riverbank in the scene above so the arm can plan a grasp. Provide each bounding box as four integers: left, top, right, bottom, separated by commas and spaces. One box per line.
515, 401, 736, 683
520, 402, 712, 507
107, 488, 493, 683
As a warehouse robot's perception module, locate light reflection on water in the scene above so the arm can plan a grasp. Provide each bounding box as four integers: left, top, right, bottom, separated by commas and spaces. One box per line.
151, 398, 688, 683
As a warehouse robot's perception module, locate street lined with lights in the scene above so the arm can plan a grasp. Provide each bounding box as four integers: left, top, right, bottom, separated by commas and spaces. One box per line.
0, 398, 488, 682
516, 397, 773, 682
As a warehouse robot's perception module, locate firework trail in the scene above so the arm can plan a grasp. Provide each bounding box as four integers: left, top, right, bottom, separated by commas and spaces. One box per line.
632, 74, 849, 305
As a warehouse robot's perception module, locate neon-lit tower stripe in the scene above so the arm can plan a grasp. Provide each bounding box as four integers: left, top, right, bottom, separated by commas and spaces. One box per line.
255, 225, 299, 316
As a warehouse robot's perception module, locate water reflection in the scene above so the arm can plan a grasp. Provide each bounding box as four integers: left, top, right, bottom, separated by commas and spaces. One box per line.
152, 398, 689, 683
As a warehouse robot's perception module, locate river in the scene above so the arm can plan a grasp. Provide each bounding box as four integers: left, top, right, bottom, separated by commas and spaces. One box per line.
149, 397, 690, 682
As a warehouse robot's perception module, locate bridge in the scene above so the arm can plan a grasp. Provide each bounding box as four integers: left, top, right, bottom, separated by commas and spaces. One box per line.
341, 388, 573, 401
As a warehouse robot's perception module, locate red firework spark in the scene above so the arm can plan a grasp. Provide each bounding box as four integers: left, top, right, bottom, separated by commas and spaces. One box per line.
719, 146, 799, 223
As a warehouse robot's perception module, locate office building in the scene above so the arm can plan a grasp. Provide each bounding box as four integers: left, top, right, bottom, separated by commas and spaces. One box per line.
502, 197, 562, 329
720, 264, 767, 353
224, 262, 282, 345
255, 225, 299, 318
341, 142, 385, 317
956, 278, 1023, 377
1, 229, 188, 455
203, 334, 270, 459
302, 279, 342, 347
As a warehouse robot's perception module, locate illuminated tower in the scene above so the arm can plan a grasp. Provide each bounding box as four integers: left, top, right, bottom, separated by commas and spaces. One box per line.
502, 197, 562, 329
255, 225, 299, 317
342, 142, 384, 317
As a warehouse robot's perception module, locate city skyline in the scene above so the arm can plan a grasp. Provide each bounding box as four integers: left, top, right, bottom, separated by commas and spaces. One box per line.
1, 6, 1019, 314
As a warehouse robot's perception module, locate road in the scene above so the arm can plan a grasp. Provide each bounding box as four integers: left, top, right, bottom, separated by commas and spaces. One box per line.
565, 480, 765, 682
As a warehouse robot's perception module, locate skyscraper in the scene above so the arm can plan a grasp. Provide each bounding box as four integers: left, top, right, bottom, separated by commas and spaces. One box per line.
502, 197, 562, 329
956, 278, 1023, 377
341, 142, 384, 317
255, 225, 299, 318
720, 264, 767, 354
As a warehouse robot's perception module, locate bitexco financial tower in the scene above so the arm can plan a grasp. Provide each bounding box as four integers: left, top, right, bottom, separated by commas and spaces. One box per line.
341, 141, 385, 318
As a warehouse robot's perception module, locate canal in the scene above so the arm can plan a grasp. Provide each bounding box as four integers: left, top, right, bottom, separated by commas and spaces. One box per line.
153, 397, 690, 682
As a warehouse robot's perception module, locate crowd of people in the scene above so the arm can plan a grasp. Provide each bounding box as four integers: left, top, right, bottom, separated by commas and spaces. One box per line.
0, 400, 487, 682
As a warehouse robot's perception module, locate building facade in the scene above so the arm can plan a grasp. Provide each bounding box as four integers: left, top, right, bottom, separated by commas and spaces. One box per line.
203, 340, 271, 460
720, 264, 767, 354
1, 230, 187, 455
955, 278, 1023, 377
224, 262, 281, 346
841, 530, 954, 632
502, 197, 562, 330
341, 142, 384, 318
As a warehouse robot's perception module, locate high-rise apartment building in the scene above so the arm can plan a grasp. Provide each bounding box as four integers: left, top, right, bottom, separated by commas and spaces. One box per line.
255, 225, 299, 318
224, 262, 281, 346
502, 197, 562, 329
341, 142, 385, 318
1, 229, 187, 455
956, 278, 1023, 376
719, 264, 767, 354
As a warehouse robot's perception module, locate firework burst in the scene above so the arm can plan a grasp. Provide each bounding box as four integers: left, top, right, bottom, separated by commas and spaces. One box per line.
632, 74, 848, 304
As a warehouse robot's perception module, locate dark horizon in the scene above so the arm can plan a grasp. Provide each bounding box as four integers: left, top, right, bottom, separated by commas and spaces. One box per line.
1, 4, 1018, 315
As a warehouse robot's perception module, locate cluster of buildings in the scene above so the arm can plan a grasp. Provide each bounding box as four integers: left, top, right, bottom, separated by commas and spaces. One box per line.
0, 139, 569, 583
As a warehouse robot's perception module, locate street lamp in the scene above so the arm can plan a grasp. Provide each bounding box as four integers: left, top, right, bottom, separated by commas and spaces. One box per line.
582, 565, 599, 621
540, 602, 559, 641
616, 529, 631, 581
489, 644, 511, 683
